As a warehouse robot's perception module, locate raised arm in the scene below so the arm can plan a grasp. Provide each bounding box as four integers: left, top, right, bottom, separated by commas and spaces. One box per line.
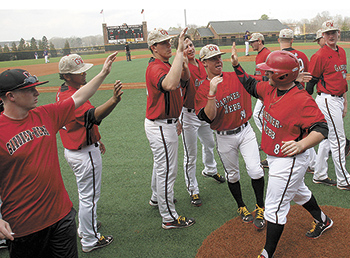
72, 51, 118, 109
94, 80, 123, 122
161, 28, 188, 91
231, 42, 260, 98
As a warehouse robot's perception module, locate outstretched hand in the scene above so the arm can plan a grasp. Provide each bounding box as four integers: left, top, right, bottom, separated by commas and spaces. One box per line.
102, 51, 118, 76
231, 42, 239, 67
112, 80, 124, 102
209, 75, 223, 96
0, 219, 14, 241
296, 72, 312, 83
177, 27, 189, 52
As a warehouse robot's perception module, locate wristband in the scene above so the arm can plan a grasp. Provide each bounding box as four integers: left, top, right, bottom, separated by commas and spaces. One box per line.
207, 94, 216, 100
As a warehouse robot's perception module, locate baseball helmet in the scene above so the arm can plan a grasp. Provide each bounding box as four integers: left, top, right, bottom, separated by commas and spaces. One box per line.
257, 51, 299, 85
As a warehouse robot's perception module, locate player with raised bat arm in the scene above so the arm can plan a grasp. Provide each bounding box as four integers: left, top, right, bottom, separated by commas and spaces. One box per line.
231, 43, 333, 258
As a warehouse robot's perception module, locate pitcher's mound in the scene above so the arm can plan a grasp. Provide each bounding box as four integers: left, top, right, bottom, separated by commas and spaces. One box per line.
196, 205, 349, 258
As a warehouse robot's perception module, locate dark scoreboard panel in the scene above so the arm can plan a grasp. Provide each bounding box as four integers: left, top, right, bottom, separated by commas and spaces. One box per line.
107, 24, 143, 42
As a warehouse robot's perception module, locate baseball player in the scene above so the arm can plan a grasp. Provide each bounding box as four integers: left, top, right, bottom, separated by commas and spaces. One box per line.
0, 52, 117, 257
278, 28, 318, 174
195, 44, 265, 230
314, 29, 325, 47
145, 27, 195, 229
306, 20, 350, 191
244, 31, 250, 56
43, 49, 49, 64
56, 54, 122, 252
173, 35, 225, 207
248, 33, 271, 148
231, 45, 333, 258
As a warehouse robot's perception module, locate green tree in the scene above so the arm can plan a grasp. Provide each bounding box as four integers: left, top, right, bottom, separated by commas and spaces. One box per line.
260, 14, 269, 20
42, 36, 49, 50
3, 44, 10, 53
49, 42, 57, 57
38, 40, 43, 50
30, 37, 38, 50
18, 38, 26, 51
63, 40, 71, 55
11, 42, 17, 52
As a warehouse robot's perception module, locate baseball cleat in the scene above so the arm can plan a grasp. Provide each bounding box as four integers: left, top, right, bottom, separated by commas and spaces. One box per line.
237, 206, 254, 223
345, 138, 350, 157
82, 235, 114, 253
306, 216, 333, 239
162, 216, 196, 229
202, 171, 225, 183
337, 184, 350, 191
312, 177, 336, 186
190, 194, 202, 207
306, 167, 314, 174
253, 204, 266, 230
260, 159, 269, 169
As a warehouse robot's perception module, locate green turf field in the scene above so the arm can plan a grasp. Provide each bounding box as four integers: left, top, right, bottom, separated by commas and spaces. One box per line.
0, 43, 349, 258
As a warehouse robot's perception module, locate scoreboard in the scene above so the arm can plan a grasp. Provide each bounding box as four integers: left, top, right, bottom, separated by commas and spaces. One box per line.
107, 24, 143, 43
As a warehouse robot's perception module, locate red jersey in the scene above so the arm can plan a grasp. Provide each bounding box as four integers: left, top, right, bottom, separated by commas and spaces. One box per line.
195, 72, 252, 131
256, 82, 326, 157
56, 84, 101, 150
183, 59, 207, 109
254, 47, 271, 80
283, 48, 309, 72
145, 58, 184, 119
309, 44, 348, 96
0, 98, 75, 237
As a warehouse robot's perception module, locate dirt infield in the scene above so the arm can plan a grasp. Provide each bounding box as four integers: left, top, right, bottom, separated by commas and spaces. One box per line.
3, 44, 350, 92
196, 205, 349, 258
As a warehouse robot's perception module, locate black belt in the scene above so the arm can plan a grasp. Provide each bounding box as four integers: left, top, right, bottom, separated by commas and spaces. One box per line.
187, 108, 195, 113
317, 92, 343, 98
77, 142, 98, 150
149, 118, 178, 124
217, 122, 248, 135
167, 118, 178, 124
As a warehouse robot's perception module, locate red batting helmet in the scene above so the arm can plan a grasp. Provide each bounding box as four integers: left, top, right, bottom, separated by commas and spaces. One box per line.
257, 51, 299, 85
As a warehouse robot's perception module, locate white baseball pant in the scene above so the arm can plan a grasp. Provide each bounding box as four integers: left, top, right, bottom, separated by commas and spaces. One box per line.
245, 41, 250, 55
215, 122, 264, 183
314, 139, 330, 179
180, 107, 217, 195
265, 152, 312, 225
145, 118, 179, 223
64, 143, 102, 248
253, 99, 264, 133
315, 93, 350, 186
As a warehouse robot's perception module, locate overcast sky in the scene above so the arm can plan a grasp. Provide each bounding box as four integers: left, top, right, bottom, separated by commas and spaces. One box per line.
1, 0, 349, 42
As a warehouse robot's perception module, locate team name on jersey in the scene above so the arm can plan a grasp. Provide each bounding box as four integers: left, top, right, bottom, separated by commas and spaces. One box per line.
194, 79, 205, 87
262, 110, 282, 140
6, 125, 50, 155
334, 64, 347, 72
215, 92, 242, 114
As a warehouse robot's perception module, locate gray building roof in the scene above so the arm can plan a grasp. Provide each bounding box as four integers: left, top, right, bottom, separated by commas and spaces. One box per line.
208, 19, 289, 34
197, 28, 214, 37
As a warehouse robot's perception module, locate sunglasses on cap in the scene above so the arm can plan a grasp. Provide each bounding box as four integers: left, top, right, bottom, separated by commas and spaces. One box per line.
16, 75, 39, 88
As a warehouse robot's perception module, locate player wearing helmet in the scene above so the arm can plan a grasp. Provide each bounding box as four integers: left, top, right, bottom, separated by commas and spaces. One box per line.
231, 44, 333, 258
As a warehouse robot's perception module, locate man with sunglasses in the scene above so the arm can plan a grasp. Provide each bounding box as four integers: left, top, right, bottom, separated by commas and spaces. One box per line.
57, 54, 123, 252
0, 51, 117, 258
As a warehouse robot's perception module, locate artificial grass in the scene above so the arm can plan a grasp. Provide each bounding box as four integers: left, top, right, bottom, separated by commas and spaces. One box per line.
0, 88, 347, 258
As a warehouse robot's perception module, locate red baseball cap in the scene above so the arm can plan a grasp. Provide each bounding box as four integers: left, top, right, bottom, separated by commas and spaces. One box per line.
0, 69, 48, 95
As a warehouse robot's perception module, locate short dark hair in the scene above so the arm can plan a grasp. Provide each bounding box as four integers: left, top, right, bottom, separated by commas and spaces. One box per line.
173, 34, 192, 49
